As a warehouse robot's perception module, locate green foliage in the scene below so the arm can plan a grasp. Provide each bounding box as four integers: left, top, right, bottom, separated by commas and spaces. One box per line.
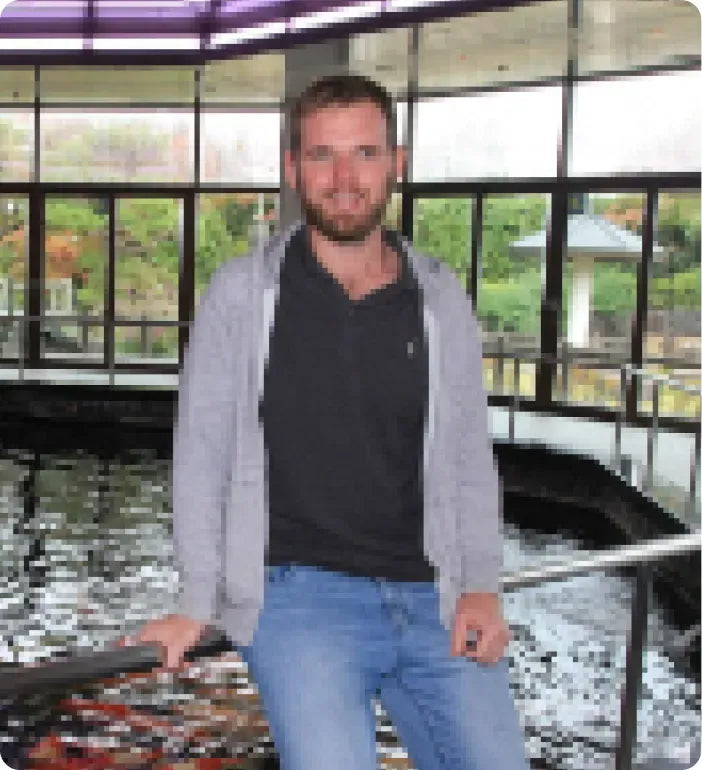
196, 194, 277, 293
414, 198, 471, 276
413, 195, 548, 333
479, 270, 541, 334
592, 264, 637, 314
482, 195, 547, 282
650, 266, 701, 310
657, 194, 701, 274
45, 201, 107, 312
0, 179, 698, 344
197, 201, 242, 291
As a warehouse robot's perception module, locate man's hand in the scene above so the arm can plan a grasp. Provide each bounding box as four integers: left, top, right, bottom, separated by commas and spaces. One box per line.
450, 592, 511, 665
119, 614, 206, 672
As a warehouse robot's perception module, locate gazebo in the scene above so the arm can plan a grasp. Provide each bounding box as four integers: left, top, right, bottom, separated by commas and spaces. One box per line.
510, 198, 664, 348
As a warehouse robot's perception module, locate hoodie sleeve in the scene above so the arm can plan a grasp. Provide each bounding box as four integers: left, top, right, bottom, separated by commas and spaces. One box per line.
442, 268, 503, 597
171, 270, 236, 624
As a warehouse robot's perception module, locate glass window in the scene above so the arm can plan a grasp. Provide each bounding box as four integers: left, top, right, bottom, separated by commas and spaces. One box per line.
382, 192, 402, 233
0, 196, 28, 362
419, 0, 567, 91
42, 198, 108, 363
0, 68, 34, 103
0, 110, 33, 182
115, 198, 181, 364
41, 111, 194, 183
414, 87, 561, 181
201, 110, 280, 185
196, 192, 280, 308
201, 54, 285, 104
413, 197, 472, 289
578, 0, 701, 75
644, 190, 701, 420
571, 71, 701, 175
40, 66, 195, 104
480, 194, 548, 399
557, 192, 643, 409
349, 27, 410, 96
396, 100, 407, 149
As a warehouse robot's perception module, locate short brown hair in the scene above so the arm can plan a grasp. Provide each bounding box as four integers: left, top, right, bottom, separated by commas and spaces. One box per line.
287, 74, 397, 156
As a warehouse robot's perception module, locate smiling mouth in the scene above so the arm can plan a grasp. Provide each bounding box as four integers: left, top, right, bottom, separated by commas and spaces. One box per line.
326, 193, 364, 209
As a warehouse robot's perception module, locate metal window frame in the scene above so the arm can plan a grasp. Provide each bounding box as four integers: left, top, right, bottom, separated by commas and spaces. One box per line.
0, 0, 698, 430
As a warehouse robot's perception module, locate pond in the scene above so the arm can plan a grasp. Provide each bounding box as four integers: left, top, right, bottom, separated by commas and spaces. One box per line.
0, 446, 699, 769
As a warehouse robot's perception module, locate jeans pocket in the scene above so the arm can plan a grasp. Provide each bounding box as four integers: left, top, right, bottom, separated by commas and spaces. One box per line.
266, 564, 293, 584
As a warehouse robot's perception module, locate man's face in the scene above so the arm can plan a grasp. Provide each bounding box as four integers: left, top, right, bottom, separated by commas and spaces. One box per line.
284, 99, 406, 243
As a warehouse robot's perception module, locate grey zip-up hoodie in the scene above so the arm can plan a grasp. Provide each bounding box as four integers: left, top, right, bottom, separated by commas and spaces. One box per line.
172, 219, 503, 647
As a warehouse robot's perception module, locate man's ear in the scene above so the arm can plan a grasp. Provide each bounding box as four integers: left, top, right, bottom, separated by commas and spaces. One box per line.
395, 145, 407, 181
283, 148, 298, 193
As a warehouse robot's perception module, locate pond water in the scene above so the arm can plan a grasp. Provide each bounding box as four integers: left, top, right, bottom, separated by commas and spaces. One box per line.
0, 447, 699, 769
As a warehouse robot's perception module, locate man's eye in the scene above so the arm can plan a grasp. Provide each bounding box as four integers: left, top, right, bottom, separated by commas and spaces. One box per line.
361, 147, 378, 158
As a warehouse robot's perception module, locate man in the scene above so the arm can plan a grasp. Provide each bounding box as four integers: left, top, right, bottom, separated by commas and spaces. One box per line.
134, 74, 529, 770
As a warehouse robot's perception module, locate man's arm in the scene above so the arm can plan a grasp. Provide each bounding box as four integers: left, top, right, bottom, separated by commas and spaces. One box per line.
443, 269, 503, 598
441, 270, 507, 661
171, 274, 235, 624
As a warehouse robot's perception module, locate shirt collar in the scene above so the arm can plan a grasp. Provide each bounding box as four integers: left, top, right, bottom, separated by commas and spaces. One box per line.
293, 224, 416, 295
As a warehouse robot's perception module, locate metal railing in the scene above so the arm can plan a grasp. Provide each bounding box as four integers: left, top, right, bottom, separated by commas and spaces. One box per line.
615, 364, 701, 513
504, 530, 701, 770
0, 313, 183, 385
1, 531, 699, 770
499, 349, 701, 523
3, 316, 700, 516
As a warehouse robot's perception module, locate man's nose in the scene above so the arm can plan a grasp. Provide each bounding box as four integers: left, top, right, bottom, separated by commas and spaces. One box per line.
332, 154, 356, 184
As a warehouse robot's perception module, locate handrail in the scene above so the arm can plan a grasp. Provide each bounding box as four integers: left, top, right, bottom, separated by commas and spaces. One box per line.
501, 530, 700, 589
0, 532, 697, 701
489, 340, 700, 522
0, 540, 698, 770
623, 362, 702, 397
2, 318, 699, 769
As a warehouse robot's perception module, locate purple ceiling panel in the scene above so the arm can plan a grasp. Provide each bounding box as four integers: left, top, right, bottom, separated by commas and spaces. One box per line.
215, 0, 390, 31
95, 1, 201, 36
0, 0, 523, 58
0, 0, 88, 36
216, 0, 292, 32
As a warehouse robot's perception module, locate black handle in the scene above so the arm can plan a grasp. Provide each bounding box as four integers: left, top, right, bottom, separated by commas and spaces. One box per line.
0, 626, 233, 700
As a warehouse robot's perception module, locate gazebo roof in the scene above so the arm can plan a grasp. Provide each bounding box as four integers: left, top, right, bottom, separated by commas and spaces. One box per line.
510, 213, 665, 261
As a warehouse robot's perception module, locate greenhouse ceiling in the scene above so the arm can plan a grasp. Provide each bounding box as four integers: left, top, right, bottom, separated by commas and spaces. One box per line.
0, 0, 529, 61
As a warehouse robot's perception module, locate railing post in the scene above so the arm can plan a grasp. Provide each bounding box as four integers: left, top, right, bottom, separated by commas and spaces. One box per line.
688, 426, 701, 522
614, 365, 626, 472
140, 313, 148, 358
497, 333, 505, 396
646, 381, 659, 493
81, 313, 89, 351
18, 314, 25, 382
615, 563, 651, 770
561, 339, 569, 402
109, 321, 115, 387
509, 357, 520, 443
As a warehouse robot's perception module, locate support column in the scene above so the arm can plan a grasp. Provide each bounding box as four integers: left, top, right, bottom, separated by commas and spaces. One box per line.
280, 37, 350, 231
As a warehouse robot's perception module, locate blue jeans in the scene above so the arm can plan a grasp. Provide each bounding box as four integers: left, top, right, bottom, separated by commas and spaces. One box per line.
236, 564, 530, 770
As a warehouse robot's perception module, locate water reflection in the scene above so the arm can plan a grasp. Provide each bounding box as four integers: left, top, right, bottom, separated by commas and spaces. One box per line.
0, 445, 699, 769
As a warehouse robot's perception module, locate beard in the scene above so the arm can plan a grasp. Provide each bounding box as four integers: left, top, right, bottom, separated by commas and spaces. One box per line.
297, 165, 396, 243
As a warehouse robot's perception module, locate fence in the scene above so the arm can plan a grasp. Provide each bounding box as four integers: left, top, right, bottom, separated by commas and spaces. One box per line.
489, 344, 701, 522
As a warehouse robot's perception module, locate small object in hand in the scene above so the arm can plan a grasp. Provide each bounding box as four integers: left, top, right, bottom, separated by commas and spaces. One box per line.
465, 630, 479, 650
